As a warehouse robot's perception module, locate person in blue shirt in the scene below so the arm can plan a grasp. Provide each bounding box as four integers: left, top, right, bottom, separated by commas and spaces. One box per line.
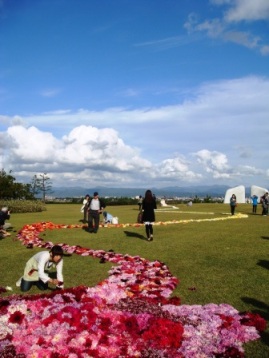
251, 195, 258, 214
103, 211, 113, 223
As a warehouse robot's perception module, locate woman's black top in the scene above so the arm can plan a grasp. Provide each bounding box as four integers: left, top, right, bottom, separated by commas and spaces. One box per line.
142, 199, 157, 222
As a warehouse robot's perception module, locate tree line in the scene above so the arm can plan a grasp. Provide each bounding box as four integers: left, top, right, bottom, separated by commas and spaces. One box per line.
0, 169, 52, 202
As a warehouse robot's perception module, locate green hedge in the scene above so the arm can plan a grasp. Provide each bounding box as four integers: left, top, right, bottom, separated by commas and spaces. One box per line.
0, 200, 46, 213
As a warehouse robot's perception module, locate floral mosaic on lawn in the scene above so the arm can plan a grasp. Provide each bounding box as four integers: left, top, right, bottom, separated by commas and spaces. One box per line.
0, 221, 266, 357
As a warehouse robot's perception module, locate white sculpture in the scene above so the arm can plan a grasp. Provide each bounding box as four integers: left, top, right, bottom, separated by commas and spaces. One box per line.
250, 185, 268, 203
224, 185, 245, 204
160, 198, 178, 209
160, 199, 168, 207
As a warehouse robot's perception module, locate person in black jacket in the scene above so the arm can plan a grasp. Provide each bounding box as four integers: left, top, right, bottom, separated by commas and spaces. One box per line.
261, 192, 268, 216
142, 189, 157, 241
0, 207, 11, 237
88, 192, 106, 233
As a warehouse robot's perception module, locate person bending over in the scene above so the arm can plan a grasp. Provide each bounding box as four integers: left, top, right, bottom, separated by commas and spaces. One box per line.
17, 245, 64, 292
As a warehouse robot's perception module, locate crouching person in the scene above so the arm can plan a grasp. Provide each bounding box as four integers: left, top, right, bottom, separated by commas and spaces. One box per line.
103, 211, 113, 223
17, 245, 64, 292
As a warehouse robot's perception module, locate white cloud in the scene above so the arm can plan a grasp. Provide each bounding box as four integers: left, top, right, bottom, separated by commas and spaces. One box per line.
224, 0, 269, 22
156, 157, 202, 182
195, 149, 229, 173
184, 1, 269, 55
1, 76, 269, 188
3, 124, 153, 186
237, 165, 263, 176
7, 126, 61, 163
196, 152, 234, 179
184, 16, 224, 38
59, 125, 150, 172
223, 31, 260, 49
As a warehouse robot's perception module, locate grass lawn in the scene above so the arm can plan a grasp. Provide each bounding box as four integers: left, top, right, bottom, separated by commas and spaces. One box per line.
0, 202, 268, 357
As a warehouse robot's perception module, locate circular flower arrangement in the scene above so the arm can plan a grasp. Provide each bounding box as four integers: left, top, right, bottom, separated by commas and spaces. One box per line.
0, 219, 266, 357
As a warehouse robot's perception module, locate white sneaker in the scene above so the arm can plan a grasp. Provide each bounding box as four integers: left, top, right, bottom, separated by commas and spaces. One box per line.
16, 277, 22, 287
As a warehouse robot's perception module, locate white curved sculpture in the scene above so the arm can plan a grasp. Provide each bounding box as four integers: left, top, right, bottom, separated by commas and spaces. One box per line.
250, 185, 268, 203
224, 185, 245, 204
160, 198, 178, 209
160, 199, 168, 207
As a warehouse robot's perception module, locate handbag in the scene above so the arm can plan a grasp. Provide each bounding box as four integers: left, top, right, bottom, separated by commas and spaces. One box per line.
137, 211, 143, 223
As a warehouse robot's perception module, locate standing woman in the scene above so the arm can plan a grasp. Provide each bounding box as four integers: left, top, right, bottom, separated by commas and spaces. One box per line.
81, 194, 90, 223
230, 194, 237, 215
142, 189, 157, 241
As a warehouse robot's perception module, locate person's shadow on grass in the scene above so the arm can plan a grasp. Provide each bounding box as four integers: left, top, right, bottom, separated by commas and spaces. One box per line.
241, 296, 269, 347
82, 226, 91, 233
261, 236, 269, 240
124, 230, 146, 240
257, 259, 269, 270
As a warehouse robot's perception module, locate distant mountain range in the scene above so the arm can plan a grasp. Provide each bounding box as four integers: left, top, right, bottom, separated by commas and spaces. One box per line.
50, 185, 252, 198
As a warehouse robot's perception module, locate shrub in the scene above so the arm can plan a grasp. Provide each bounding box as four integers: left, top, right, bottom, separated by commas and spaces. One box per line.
0, 200, 46, 213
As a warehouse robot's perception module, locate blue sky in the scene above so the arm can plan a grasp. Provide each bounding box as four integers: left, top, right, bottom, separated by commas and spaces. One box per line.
0, 0, 269, 190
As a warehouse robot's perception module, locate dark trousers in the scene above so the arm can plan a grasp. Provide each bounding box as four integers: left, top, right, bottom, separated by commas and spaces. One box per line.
88, 210, 100, 232
262, 204, 268, 215
230, 205, 236, 215
83, 208, 88, 222
21, 278, 48, 292
252, 205, 257, 213
145, 223, 153, 238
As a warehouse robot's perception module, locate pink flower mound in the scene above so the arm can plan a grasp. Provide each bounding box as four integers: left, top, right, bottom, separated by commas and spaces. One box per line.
0, 221, 266, 357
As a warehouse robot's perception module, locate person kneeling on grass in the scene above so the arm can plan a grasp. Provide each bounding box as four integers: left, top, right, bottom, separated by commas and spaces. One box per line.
103, 211, 113, 223
16, 245, 64, 292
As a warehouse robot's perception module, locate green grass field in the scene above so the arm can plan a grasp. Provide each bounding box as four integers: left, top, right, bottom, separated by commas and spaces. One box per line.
0, 203, 268, 357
